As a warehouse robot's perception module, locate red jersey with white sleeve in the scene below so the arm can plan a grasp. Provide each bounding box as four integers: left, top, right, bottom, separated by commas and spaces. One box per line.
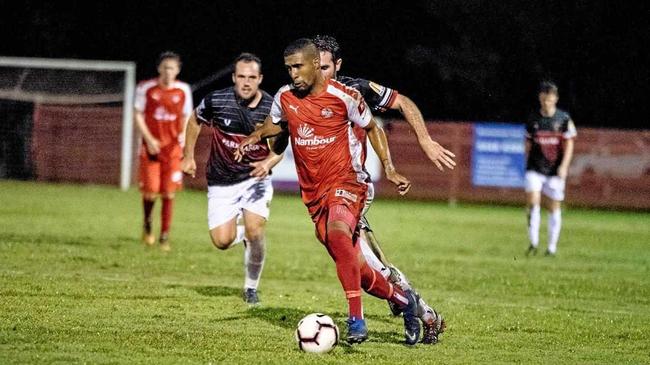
270, 79, 372, 220
135, 79, 193, 151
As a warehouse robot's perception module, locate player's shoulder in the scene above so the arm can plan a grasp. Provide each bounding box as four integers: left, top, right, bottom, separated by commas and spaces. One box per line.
136, 78, 158, 92
556, 108, 571, 121
260, 89, 274, 102
172, 80, 191, 91
327, 79, 362, 101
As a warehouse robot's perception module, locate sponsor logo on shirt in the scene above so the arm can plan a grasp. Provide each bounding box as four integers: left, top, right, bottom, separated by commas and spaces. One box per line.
368, 81, 386, 96
153, 106, 177, 122
335, 188, 358, 203
221, 138, 261, 151
294, 124, 336, 147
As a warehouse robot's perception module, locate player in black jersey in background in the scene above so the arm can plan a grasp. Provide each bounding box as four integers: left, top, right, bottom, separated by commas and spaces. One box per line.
525, 81, 577, 257
182, 53, 282, 305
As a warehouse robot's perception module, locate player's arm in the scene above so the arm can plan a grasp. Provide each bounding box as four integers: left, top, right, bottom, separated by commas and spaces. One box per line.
235, 115, 284, 162
134, 110, 160, 155
248, 131, 290, 179
557, 119, 576, 179
181, 111, 201, 178
365, 118, 411, 195
390, 94, 456, 171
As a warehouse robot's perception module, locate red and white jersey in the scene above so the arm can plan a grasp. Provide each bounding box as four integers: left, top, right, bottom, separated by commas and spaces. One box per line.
270, 79, 372, 207
135, 79, 193, 150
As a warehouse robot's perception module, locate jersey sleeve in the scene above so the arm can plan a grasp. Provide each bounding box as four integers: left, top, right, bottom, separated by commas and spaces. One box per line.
563, 118, 577, 139
195, 96, 213, 126
134, 83, 147, 112
347, 93, 372, 128
270, 89, 286, 124
181, 83, 193, 116
357, 78, 398, 112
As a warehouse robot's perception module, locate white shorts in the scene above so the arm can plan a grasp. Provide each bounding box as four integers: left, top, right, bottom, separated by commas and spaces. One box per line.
207, 176, 273, 230
525, 170, 566, 201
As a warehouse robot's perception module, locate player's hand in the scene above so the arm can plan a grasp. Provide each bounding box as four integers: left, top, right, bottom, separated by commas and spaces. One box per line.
385, 167, 411, 195
181, 157, 197, 178
234, 134, 262, 162
420, 138, 456, 171
145, 137, 161, 155
249, 160, 271, 179
557, 165, 569, 180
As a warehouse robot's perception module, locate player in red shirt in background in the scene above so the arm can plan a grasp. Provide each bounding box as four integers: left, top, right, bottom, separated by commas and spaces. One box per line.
237, 39, 421, 345
135, 52, 193, 251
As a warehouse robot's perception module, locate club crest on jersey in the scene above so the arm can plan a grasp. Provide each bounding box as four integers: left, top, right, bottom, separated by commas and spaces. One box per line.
335, 189, 358, 203
172, 94, 181, 104
295, 123, 336, 148
320, 107, 333, 119
552, 121, 561, 131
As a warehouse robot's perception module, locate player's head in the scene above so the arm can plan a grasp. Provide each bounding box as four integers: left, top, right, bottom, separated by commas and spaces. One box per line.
157, 51, 182, 86
283, 38, 321, 92
313, 34, 342, 80
538, 80, 559, 111
232, 52, 263, 101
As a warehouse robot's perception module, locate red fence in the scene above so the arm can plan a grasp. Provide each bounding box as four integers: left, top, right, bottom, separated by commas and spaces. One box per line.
376, 121, 650, 210
29, 105, 650, 210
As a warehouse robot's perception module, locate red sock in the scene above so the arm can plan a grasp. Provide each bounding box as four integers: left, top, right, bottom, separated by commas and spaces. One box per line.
360, 262, 409, 309
326, 229, 363, 319
161, 197, 174, 234
143, 199, 155, 231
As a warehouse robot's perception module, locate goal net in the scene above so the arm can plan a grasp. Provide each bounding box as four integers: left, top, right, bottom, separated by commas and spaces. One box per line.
0, 57, 136, 190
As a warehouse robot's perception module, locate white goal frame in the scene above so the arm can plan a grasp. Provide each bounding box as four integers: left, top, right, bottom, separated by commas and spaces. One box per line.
0, 57, 136, 190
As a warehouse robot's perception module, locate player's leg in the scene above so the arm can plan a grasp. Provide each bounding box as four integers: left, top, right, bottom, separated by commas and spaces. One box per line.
543, 176, 566, 256
207, 183, 245, 249
139, 153, 160, 246
158, 152, 184, 251
240, 177, 273, 304
525, 171, 544, 255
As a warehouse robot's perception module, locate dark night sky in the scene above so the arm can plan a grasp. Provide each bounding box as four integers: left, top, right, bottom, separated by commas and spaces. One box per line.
2, 0, 649, 129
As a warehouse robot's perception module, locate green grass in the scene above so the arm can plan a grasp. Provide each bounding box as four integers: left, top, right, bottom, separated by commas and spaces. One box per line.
1, 180, 649, 364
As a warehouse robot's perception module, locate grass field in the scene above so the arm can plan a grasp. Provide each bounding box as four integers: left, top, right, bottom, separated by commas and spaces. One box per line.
1, 180, 649, 364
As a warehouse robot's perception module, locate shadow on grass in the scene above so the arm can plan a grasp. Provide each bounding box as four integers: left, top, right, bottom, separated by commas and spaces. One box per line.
192, 285, 242, 298
246, 306, 404, 346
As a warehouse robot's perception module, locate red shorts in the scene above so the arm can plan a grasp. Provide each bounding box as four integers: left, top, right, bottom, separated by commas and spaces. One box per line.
310, 184, 367, 244
138, 145, 183, 194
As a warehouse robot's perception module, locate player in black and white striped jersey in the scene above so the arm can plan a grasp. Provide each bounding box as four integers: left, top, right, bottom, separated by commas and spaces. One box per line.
182, 53, 281, 305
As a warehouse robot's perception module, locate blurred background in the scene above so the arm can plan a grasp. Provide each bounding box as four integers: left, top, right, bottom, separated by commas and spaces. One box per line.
1, 0, 649, 209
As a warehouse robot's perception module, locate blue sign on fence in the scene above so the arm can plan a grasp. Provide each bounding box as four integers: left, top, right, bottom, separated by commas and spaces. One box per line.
471, 123, 526, 188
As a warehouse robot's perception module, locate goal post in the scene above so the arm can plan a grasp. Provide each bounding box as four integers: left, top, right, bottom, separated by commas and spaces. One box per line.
0, 57, 136, 190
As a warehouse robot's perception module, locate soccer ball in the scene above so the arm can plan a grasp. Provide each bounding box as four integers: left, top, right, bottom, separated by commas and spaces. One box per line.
294, 313, 339, 353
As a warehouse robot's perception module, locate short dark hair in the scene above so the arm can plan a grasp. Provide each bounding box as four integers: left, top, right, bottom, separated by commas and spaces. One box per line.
283, 38, 319, 59
232, 52, 262, 73
312, 34, 341, 61
539, 80, 559, 95
157, 51, 182, 68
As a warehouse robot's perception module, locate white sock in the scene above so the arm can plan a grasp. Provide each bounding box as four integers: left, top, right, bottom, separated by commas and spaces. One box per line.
528, 205, 541, 247
244, 237, 265, 290
548, 209, 562, 254
358, 235, 390, 279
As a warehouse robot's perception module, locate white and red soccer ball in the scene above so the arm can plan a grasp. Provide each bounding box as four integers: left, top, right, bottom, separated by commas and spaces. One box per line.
294, 313, 339, 353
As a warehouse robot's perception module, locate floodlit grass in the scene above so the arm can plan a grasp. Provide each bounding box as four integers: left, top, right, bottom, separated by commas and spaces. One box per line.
1, 180, 649, 364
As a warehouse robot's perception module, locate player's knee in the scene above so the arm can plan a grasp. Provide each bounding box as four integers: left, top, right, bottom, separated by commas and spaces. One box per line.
143, 192, 158, 201
209, 231, 236, 250
245, 226, 265, 243
162, 192, 175, 200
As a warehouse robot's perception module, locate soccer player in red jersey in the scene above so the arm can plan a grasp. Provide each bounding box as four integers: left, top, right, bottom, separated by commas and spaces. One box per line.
135, 52, 193, 251
313, 34, 451, 343
236, 39, 421, 345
